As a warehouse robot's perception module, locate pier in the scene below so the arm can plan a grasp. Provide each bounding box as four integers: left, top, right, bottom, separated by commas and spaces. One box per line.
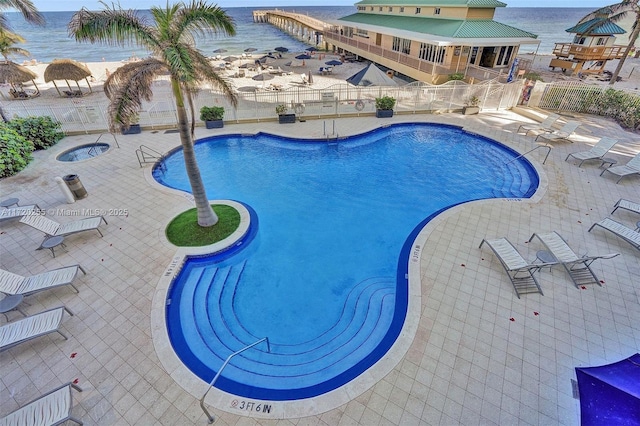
252, 10, 333, 50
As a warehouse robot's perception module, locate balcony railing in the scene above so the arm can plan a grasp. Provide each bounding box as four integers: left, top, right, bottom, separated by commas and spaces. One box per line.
552, 43, 626, 60
324, 30, 451, 77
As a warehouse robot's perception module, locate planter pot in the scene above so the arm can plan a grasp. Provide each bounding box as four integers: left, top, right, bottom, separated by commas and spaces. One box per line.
121, 124, 141, 134
205, 119, 224, 129
278, 114, 296, 124
376, 109, 394, 118
462, 106, 480, 115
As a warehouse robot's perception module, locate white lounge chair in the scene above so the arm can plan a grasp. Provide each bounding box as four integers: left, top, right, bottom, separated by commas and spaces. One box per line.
599, 152, 640, 184
516, 113, 560, 135
0, 306, 73, 352
0, 205, 39, 223
0, 382, 83, 426
479, 238, 556, 298
20, 214, 107, 238
0, 265, 86, 297
565, 137, 618, 167
528, 231, 619, 288
611, 198, 640, 216
535, 121, 581, 143
589, 218, 640, 251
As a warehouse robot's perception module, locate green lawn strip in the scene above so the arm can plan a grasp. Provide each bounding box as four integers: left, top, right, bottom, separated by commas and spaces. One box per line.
166, 204, 241, 247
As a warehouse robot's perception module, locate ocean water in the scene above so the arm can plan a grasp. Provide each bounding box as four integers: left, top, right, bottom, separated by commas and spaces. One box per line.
4, 7, 609, 63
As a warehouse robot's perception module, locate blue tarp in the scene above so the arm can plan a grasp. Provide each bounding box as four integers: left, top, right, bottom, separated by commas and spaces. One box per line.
576, 353, 640, 426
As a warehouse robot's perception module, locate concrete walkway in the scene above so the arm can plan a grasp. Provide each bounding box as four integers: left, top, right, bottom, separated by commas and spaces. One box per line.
1, 111, 638, 425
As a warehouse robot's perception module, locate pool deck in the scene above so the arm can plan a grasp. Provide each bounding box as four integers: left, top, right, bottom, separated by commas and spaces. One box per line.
1, 111, 639, 425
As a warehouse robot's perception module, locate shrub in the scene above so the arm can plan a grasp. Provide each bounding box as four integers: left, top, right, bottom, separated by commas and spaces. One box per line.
0, 123, 34, 178
522, 72, 544, 82
7, 116, 64, 150
375, 96, 396, 110
199, 106, 224, 121
275, 104, 288, 115
448, 73, 465, 81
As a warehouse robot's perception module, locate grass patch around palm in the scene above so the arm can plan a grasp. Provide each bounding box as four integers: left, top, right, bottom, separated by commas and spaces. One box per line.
166, 204, 241, 247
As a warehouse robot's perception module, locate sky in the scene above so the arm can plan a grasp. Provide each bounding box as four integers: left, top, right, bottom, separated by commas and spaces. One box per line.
29, 0, 615, 12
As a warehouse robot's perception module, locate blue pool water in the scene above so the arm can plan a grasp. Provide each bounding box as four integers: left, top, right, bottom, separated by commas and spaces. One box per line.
155, 123, 538, 400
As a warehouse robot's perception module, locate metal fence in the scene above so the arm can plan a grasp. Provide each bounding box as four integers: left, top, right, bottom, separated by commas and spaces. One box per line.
3, 79, 524, 134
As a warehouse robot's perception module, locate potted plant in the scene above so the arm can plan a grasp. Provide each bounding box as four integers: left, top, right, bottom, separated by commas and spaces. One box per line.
375, 96, 395, 118
276, 104, 295, 124
200, 106, 225, 129
121, 114, 141, 134
462, 96, 480, 115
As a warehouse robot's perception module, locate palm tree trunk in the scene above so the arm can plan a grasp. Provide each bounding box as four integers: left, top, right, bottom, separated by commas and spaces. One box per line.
171, 78, 219, 227
610, 22, 640, 85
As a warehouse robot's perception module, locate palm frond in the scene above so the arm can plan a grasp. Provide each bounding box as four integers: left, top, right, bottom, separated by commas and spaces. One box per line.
0, 0, 44, 26
171, 1, 236, 41
103, 58, 168, 131
579, 1, 637, 24
191, 50, 237, 107
68, 2, 159, 51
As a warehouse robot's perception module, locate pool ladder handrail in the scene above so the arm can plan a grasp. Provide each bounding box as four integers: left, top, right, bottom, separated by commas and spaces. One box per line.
136, 144, 164, 168
505, 144, 552, 165
323, 120, 338, 141
87, 132, 120, 157
200, 337, 271, 424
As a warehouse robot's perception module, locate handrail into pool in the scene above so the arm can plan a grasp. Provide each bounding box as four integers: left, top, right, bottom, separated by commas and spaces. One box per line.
136, 144, 164, 168
505, 145, 552, 165
199, 337, 271, 423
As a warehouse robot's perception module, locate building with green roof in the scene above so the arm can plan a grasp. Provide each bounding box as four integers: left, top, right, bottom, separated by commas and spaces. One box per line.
322, 0, 539, 83
548, 13, 627, 76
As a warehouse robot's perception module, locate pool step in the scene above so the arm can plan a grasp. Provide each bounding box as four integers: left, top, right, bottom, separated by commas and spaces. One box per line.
179, 264, 396, 389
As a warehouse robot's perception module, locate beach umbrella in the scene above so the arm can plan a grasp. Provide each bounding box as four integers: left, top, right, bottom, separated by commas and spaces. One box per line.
213, 48, 227, 53
0, 61, 40, 97
274, 46, 288, 52
44, 58, 93, 97
252, 73, 274, 82
222, 56, 239, 62
346, 63, 397, 87
325, 59, 342, 66
295, 54, 311, 60
306, 46, 319, 52
244, 47, 257, 52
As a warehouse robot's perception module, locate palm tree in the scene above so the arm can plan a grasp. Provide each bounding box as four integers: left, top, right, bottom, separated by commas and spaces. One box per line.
69, 1, 237, 227
0, 0, 44, 30
0, 29, 29, 62
578, 0, 639, 85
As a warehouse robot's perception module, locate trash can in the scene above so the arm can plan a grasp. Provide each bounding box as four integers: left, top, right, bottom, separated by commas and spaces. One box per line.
63, 174, 88, 199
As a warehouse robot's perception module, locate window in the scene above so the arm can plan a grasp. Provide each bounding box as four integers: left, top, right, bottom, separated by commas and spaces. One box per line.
419, 42, 444, 64
573, 36, 586, 45
379, 7, 382, 11
400, 7, 404, 12
596, 37, 606, 46
434, 8, 441, 15
389, 7, 393, 12
356, 29, 368, 38
393, 37, 411, 54
370, 6, 374, 11
415, 7, 421, 14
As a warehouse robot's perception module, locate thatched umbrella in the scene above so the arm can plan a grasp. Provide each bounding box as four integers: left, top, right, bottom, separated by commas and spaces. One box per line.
0, 61, 40, 98
44, 59, 93, 97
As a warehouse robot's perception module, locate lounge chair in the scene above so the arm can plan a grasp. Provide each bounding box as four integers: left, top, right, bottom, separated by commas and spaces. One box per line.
0, 205, 39, 223
19, 214, 107, 238
528, 231, 619, 288
535, 121, 581, 143
0, 306, 73, 352
599, 152, 640, 184
479, 238, 556, 298
0, 382, 83, 426
516, 113, 560, 135
611, 198, 640, 216
589, 218, 640, 251
0, 265, 86, 297
565, 137, 618, 167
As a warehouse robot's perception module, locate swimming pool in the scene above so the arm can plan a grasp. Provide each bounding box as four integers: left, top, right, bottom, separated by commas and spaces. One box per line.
155, 123, 538, 401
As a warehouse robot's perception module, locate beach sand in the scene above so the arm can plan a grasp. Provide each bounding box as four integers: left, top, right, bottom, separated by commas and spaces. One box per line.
7, 51, 640, 102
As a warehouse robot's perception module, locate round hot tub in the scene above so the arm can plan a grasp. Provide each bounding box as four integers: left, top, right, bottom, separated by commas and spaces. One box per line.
57, 143, 110, 162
